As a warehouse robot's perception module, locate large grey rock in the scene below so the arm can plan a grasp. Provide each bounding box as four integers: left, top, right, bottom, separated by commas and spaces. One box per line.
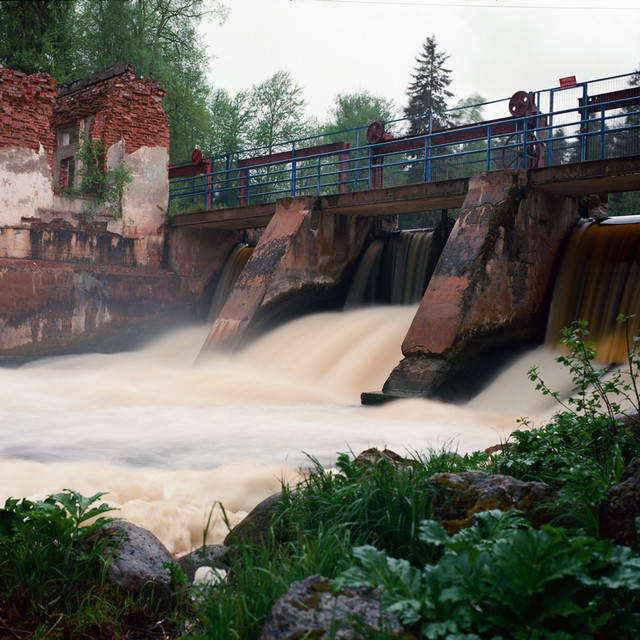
224, 492, 292, 547
96, 520, 173, 605
427, 470, 556, 534
259, 575, 407, 640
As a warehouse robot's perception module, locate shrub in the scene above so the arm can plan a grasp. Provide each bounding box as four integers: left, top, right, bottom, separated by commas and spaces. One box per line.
336, 510, 640, 638
0, 489, 120, 637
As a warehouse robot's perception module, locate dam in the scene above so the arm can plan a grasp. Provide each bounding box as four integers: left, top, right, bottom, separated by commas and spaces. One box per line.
0, 64, 639, 552
1, 65, 639, 402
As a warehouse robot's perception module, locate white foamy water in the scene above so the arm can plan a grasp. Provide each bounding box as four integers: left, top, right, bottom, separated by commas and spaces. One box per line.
0, 306, 562, 554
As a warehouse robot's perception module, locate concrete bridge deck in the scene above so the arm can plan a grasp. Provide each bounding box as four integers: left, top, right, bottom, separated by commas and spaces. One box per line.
169, 156, 640, 231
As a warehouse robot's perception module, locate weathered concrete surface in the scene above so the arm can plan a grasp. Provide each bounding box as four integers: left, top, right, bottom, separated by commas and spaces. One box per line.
199, 196, 369, 354
166, 226, 238, 300
371, 170, 578, 401
119, 145, 169, 239
0, 258, 196, 357
0, 146, 55, 224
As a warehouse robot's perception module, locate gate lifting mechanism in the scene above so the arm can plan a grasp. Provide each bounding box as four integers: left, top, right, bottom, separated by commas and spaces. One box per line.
366, 90, 546, 188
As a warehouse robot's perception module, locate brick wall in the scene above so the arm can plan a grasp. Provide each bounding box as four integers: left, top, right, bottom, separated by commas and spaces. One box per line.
52, 64, 170, 155
0, 68, 57, 165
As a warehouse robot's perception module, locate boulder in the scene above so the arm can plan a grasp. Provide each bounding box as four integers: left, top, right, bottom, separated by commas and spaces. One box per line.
224, 492, 293, 547
175, 544, 228, 582
353, 447, 421, 472
600, 457, 640, 548
94, 520, 173, 606
427, 470, 556, 534
258, 575, 408, 640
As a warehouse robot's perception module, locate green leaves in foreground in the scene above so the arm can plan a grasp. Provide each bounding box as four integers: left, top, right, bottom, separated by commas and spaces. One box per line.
0, 490, 117, 631
335, 510, 640, 639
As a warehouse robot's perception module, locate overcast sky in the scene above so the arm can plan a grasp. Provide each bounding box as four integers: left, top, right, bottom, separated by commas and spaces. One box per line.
202, 0, 640, 124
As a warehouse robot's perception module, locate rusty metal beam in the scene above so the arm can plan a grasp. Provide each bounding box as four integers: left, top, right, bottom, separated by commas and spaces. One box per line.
578, 87, 640, 113
237, 141, 350, 168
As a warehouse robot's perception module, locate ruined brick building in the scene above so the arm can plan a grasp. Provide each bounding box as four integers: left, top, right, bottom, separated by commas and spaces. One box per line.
0, 63, 194, 357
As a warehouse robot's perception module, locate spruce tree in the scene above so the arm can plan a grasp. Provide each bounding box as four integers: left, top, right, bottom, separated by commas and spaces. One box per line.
404, 36, 454, 135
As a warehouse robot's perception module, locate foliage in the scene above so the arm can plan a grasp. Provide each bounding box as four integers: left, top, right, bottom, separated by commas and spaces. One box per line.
0, 0, 78, 81
404, 35, 454, 135
336, 509, 640, 639
247, 70, 311, 152
197, 520, 354, 640
204, 87, 254, 156
62, 132, 133, 224
609, 190, 640, 217
491, 316, 640, 534
325, 91, 397, 137
276, 450, 485, 565
75, 0, 229, 163
529, 317, 640, 431
0, 490, 120, 637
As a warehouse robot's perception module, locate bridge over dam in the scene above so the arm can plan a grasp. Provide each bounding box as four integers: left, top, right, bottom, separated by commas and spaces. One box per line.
167, 153, 640, 403
164, 76, 640, 402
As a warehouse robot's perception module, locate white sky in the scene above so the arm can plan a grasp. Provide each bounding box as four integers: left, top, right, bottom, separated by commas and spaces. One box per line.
203, 0, 640, 124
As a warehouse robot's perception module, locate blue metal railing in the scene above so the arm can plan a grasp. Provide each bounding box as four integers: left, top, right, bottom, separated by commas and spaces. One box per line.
168, 72, 640, 213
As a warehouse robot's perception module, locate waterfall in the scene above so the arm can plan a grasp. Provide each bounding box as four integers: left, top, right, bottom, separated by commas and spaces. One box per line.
344, 229, 437, 308
545, 216, 640, 363
344, 240, 384, 309
388, 230, 435, 305
207, 243, 254, 322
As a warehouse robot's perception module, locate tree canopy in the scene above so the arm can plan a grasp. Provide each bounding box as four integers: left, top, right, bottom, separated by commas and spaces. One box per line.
0, 0, 229, 162
404, 35, 454, 135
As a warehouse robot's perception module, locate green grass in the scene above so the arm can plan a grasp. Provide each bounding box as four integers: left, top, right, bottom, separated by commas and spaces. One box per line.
3, 317, 640, 638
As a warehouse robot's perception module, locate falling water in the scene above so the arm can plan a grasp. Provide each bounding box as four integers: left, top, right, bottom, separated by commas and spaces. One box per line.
545, 216, 640, 362
343, 240, 384, 309
207, 243, 254, 322
0, 306, 556, 555
3, 218, 637, 556
344, 230, 437, 307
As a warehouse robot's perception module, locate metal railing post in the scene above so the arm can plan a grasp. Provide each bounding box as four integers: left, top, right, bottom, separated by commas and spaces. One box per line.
580, 83, 589, 162
599, 104, 606, 159
291, 141, 297, 196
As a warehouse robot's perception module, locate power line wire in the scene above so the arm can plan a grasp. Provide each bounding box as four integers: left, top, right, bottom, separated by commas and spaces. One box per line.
309, 0, 640, 10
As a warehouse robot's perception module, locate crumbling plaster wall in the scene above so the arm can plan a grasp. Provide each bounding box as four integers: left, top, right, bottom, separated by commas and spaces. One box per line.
0, 64, 170, 265
0, 69, 57, 223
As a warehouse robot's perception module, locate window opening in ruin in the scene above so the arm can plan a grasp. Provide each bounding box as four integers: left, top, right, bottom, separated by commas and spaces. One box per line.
59, 157, 75, 190
55, 117, 94, 190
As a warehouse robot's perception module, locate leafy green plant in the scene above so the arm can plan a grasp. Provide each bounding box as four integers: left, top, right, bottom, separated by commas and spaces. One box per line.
529, 316, 640, 430
62, 132, 133, 224
278, 450, 486, 565
336, 510, 640, 639
488, 317, 640, 534
0, 489, 119, 638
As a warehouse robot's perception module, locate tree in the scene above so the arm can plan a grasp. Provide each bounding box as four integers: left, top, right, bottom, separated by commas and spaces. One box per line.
450, 93, 485, 127
247, 70, 309, 152
325, 91, 397, 136
74, 0, 228, 161
205, 88, 253, 156
404, 36, 453, 135
0, 0, 78, 81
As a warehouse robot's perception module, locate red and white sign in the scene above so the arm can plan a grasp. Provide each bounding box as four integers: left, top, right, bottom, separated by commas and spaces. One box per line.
559, 75, 577, 88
